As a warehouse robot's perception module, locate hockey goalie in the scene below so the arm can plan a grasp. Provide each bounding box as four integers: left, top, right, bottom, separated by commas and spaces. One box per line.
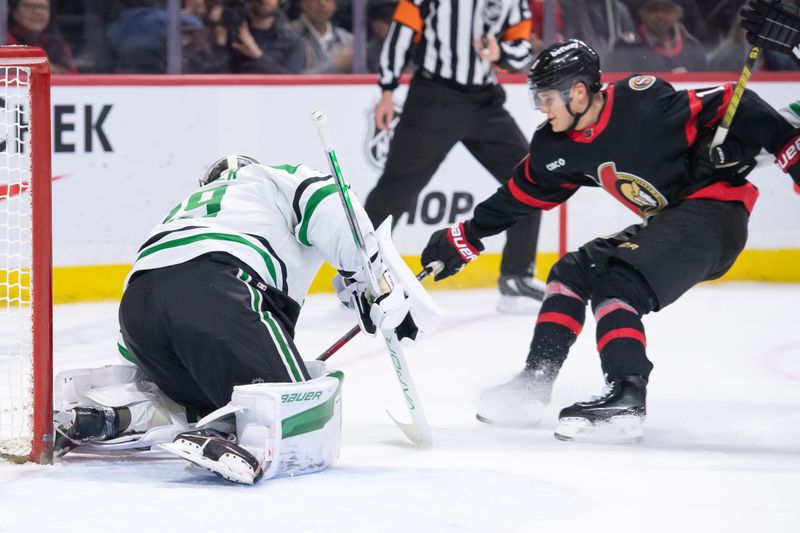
53, 155, 442, 484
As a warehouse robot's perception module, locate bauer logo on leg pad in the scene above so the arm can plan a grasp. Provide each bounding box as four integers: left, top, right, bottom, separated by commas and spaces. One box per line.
282, 391, 323, 403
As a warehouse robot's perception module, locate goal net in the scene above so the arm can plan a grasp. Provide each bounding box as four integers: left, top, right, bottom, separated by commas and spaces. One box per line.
0, 47, 52, 464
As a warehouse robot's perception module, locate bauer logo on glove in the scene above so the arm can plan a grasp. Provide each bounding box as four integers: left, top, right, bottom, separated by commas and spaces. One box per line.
421, 221, 485, 281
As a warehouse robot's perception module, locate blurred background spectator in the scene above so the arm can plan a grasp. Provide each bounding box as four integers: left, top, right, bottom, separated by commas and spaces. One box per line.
6, 0, 78, 73
293, 0, 353, 73
213, 0, 305, 73
624, 0, 708, 43
529, 0, 564, 55
366, 0, 397, 72
708, 22, 800, 71
6, 0, 798, 74
557, 0, 638, 63
606, 0, 707, 72
105, 0, 204, 73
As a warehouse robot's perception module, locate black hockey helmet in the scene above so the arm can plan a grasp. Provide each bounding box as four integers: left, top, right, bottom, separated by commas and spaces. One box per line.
528, 39, 602, 106
200, 155, 259, 186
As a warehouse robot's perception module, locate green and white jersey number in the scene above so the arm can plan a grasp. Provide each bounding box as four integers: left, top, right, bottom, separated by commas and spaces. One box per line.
163, 185, 229, 224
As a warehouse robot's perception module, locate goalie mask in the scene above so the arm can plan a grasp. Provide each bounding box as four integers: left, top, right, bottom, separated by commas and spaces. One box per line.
200, 155, 259, 186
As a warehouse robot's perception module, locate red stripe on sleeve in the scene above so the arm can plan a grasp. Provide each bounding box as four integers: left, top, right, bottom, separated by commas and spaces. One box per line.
523, 155, 536, 184
707, 84, 733, 128
508, 179, 561, 210
536, 312, 583, 336
597, 328, 646, 353
685, 90, 703, 147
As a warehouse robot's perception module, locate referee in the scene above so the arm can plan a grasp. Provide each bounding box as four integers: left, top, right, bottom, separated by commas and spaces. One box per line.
364, 0, 545, 314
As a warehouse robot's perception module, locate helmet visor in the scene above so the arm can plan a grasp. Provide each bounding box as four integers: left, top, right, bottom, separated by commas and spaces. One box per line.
528, 86, 571, 111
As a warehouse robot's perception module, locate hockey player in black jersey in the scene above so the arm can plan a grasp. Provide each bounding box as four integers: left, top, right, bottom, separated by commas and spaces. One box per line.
421, 38, 800, 443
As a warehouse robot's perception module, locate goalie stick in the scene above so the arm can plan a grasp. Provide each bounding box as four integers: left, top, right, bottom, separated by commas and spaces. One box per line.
317, 262, 442, 362
311, 111, 433, 448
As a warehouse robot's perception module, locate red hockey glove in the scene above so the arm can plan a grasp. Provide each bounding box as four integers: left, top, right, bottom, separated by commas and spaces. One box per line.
421, 221, 484, 281
741, 0, 800, 60
776, 131, 800, 186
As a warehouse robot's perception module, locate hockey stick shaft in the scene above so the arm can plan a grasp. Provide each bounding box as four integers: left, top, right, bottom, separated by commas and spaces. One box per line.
311, 111, 433, 447
317, 263, 440, 361
710, 45, 761, 148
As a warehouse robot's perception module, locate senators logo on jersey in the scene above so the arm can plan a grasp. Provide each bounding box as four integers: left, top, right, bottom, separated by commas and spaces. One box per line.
598, 162, 668, 218
628, 75, 656, 91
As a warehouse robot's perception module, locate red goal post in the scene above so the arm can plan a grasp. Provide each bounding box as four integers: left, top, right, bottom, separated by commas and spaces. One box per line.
0, 46, 53, 464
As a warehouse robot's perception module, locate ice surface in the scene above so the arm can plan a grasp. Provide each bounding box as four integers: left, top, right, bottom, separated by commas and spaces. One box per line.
2, 284, 799, 532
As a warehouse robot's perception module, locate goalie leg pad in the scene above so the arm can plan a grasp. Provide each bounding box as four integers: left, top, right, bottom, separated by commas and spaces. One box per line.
232, 369, 344, 479
160, 364, 344, 482
54, 364, 190, 455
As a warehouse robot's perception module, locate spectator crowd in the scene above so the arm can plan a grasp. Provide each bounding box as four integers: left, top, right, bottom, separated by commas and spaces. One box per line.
4, 0, 800, 74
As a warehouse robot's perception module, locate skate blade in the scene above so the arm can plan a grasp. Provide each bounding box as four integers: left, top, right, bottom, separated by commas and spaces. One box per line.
554, 415, 644, 444
475, 412, 543, 427
496, 295, 542, 315
159, 442, 258, 485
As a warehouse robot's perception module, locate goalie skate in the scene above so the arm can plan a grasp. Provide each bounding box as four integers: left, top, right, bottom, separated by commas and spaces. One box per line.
160, 429, 266, 485
53, 406, 120, 457
476, 368, 554, 427
554, 375, 646, 444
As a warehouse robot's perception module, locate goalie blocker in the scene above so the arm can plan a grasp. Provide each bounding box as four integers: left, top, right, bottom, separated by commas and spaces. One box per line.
54, 361, 344, 484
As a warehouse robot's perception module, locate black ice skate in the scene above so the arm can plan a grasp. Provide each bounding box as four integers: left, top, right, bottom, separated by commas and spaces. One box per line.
554, 375, 646, 443
476, 367, 555, 426
53, 406, 120, 457
160, 429, 265, 485
497, 275, 546, 315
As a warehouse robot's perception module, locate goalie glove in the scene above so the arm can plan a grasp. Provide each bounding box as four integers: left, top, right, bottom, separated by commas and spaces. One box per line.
421, 221, 484, 281
334, 259, 411, 337
776, 130, 800, 186
741, 0, 800, 60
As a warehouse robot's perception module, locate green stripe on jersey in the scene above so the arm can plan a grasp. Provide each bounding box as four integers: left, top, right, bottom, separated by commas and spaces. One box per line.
117, 342, 136, 364
298, 184, 338, 246
240, 274, 303, 382
789, 101, 800, 119
269, 164, 300, 174
137, 232, 278, 286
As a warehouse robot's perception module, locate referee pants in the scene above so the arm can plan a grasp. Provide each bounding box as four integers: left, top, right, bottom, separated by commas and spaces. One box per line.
365, 74, 541, 277
119, 259, 310, 417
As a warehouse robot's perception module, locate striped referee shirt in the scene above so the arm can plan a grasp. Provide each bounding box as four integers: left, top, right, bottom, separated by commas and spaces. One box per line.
378, 0, 533, 91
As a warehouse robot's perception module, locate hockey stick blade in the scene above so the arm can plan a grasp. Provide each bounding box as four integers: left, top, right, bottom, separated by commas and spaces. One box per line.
383, 332, 433, 448
386, 410, 433, 448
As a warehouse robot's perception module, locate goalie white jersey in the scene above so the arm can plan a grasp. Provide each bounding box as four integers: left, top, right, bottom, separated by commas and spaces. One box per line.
125, 163, 374, 306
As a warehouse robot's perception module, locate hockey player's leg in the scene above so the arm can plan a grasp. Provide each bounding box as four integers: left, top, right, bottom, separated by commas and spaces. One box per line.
363, 80, 461, 229
162, 364, 343, 485
53, 364, 186, 456
555, 267, 656, 443
477, 254, 590, 426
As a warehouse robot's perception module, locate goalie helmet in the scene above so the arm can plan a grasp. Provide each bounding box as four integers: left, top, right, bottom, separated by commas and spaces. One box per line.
528, 39, 601, 99
200, 155, 259, 186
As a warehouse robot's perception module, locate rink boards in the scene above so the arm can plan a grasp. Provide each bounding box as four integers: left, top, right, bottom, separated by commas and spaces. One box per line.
28, 73, 800, 302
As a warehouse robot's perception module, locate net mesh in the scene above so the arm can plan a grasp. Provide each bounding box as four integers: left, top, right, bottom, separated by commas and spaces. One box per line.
0, 66, 34, 460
